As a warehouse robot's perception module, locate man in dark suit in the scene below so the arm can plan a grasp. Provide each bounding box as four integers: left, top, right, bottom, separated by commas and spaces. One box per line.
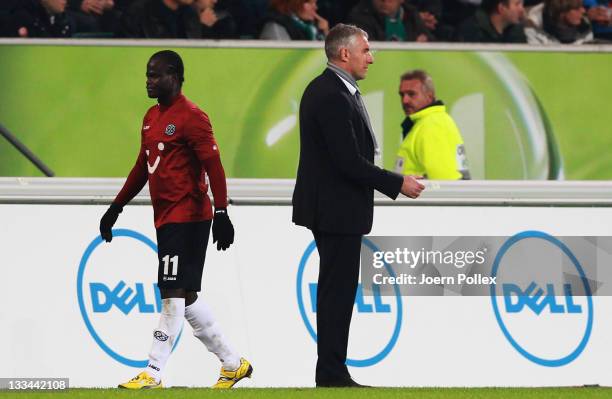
292, 23, 425, 387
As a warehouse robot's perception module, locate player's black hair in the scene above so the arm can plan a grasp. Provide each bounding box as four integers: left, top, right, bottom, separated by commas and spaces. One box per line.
150, 50, 185, 86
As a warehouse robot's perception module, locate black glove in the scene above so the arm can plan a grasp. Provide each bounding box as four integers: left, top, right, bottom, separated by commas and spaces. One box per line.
212, 208, 234, 251
99, 203, 123, 242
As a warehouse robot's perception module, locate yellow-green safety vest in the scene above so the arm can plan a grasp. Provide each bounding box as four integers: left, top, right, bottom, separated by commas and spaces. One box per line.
395, 104, 469, 180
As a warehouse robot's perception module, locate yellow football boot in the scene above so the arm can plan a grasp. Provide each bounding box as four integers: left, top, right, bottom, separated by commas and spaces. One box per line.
118, 371, 163, 389
212, 358, 253, 389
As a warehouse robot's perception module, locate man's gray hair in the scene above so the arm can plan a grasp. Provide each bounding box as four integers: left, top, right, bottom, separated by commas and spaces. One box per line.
400, 69, 436, 96
325, 23, 368, 61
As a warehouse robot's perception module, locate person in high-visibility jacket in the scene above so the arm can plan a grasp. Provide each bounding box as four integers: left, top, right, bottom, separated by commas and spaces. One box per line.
395, 69, 470, 180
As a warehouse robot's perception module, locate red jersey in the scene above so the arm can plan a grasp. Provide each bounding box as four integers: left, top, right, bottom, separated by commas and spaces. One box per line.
114, 94, 228, 228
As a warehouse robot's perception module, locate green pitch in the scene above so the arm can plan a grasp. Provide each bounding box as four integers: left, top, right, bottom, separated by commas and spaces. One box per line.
0, 387, 609, 399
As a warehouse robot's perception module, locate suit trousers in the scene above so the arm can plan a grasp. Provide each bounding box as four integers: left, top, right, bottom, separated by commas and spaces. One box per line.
312, 230, 362, 385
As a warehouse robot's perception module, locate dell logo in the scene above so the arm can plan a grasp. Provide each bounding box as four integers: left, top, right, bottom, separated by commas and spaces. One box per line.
90, 281, 161, 314
77, 229, 181, 368
297, 239, 402, 367
490, 231, 593, 367
503, 283, 582, 315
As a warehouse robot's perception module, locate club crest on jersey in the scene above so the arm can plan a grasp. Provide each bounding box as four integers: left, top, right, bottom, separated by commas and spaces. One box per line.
165, 124, 176, 136
154, 330, 169, 342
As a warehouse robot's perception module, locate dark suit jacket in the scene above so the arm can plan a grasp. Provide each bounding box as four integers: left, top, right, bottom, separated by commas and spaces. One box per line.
292, 68, 403, 235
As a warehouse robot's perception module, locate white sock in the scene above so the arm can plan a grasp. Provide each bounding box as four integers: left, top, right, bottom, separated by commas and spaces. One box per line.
145, 298, 185, 382
185, 297, 240, 370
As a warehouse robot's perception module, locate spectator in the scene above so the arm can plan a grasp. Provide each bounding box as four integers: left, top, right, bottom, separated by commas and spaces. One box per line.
193, 0, 239, 38
440, 0, 480, 32
456, 0, 527, 43
0, 0, 20, 36
347, 0, 432, 41
408, 0, 455, 40
316, 0, 359, 27
259, 0, 329, 40
409, 0, 441, 31
67, 0, 121, 35
224, 0, 268, 38
116, 0, 202, 38
525, 0, 593, 44
583, 0, 612, 40
3, 0, 75, 37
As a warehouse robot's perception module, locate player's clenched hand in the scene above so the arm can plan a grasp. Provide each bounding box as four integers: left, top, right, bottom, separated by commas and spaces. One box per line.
212, 208, 234, 251
400, 175, 425, 199
100, 203, 123, 242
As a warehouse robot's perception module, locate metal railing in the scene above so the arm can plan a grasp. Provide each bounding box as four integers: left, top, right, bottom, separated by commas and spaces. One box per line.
1, 177, 612, 207
0, 124, 54, 177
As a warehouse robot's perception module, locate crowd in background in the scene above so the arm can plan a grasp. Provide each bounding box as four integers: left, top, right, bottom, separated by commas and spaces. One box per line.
0, 0, 611, 44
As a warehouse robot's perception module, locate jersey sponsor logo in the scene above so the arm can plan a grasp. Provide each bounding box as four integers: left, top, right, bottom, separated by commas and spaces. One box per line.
490, 231, 593, 367
146, 142, 165, 174
143, 125, 151, 131
297, 238, 403, 367
77, 229, 183, 367
165, 124, 176, 136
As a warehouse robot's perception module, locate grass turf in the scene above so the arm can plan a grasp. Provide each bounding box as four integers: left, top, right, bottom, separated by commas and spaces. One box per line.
0, 387, 610, 399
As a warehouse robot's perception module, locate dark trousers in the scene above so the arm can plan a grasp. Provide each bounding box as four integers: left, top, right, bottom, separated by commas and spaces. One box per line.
312, 231, 362, 385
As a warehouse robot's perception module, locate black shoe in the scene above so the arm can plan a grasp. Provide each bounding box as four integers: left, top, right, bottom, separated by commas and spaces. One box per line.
345, 379, 370, 388
316, 379, 371, 388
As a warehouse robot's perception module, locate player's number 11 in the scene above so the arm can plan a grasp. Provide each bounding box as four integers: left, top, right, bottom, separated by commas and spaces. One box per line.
162, 255, 179, 276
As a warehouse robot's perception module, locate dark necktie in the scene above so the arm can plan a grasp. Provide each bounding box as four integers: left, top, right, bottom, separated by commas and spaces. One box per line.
355, 90, 380, 155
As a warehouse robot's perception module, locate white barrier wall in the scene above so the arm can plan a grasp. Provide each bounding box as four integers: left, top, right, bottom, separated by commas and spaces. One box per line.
1, 203, 612, 387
